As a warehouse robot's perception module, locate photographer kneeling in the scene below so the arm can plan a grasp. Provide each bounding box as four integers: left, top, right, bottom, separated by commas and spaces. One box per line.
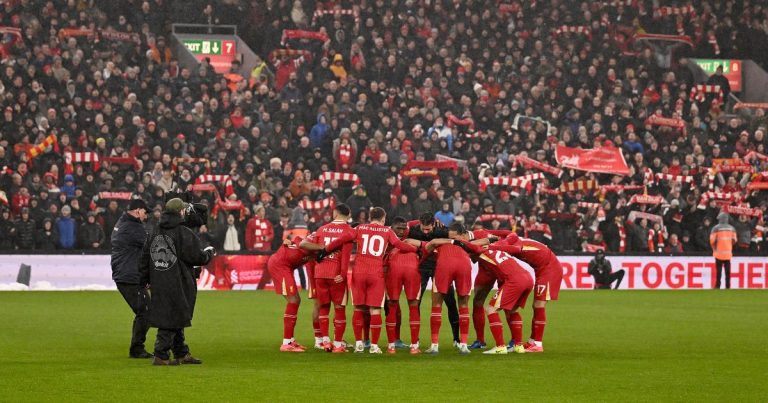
588, 250, 625, 290
139, 198, 215, 365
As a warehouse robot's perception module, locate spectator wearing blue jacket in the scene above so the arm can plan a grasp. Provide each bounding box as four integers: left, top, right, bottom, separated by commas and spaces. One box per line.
57, 205, 77, 249
61, 174, 76, 198
622, 131, 644, 155
434, 202, 455, 226
309, 113, 329, 149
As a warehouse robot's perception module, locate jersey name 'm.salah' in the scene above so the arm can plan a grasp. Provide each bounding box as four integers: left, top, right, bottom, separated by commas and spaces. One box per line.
314, 221, 355, 278
272, 236, 312, 268
435, 243, 471, 268
352, 223, 417, 276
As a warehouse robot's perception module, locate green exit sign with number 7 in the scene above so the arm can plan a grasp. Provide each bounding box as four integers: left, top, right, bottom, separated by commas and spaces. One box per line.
183, 39, 236, 56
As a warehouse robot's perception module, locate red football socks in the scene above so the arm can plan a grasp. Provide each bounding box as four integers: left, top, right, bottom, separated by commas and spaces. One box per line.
472, 305, 486, 343
430, 306, 442, 344
509, 311, 523, 345
531, 307, 546, 342
408, 304, 420, 344
333, 306, 346, 342
370, 312, 382, 344
487, 311, 505, 347
386, 301, 399, 343
283, 302, 299, 339
395, 302, 402, 340
312, 318, 321, 338
458, 306, 470, 344
363, 310, 371, 341
318, 304, 331, 338
352, 309, 364, 341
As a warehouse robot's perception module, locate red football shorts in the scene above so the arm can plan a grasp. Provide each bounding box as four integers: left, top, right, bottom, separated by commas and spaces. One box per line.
386, 266, 421, 301
315, 278, 348, 306
351, 273, 386, 308
490, 271, 533, 311
305, 262, 316, 299
268, 264, 297, 297
533, 262, 564, 301
433, 262, 471, 296
473, 266, 497, 289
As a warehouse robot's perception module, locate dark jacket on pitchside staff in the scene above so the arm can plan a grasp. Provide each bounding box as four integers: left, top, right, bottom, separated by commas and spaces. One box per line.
111, 212, 148, 284
139, 212, 214, 329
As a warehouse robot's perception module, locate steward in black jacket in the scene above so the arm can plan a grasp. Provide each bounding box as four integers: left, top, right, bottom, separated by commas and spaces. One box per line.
139, 198, 214, 365
110, 199, 151, 358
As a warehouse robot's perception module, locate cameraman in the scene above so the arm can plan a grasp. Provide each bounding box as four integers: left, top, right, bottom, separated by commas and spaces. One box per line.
139, 198, 215, 365
588, 250, 625, 290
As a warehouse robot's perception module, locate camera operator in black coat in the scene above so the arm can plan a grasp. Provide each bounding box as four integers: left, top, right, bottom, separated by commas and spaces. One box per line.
588, 250, 625, 290
139, 198, 215, 365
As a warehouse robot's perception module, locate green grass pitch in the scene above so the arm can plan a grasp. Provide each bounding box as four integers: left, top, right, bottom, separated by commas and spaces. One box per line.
0, 290, 766, 402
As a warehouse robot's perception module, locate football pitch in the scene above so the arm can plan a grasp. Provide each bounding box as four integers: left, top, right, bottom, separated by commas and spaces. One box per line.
0, 290, 766, 402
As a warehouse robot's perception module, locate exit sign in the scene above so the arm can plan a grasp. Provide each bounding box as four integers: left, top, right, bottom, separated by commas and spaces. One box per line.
182, 39, 236, 56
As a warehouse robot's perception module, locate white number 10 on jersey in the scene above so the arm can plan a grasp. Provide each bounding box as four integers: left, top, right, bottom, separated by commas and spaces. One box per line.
360, 234, 385, 257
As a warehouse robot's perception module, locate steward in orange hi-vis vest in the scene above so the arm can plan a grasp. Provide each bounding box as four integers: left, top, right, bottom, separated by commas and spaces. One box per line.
710, 213, 737, 289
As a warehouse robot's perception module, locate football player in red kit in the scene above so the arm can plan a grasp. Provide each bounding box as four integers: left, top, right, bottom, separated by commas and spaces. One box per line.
453, 239, 533, 354
384, 217, 424, 354
465, 226, 512, 349
301, 204, 355, 353
323, 207, 418, 354
488, 233, 563, 352
423, 222, 474, 354
267, 235, 324, 352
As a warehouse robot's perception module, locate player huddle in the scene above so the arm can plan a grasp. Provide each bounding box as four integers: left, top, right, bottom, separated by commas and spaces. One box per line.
266, 204, 563, 355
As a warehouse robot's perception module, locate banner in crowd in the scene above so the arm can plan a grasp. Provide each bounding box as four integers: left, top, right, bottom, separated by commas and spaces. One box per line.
555, 145, 630, 175
1, 255, 766, 290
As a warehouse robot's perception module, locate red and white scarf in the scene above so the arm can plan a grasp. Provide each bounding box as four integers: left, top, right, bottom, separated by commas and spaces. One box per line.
480, 173, 543, 192
708, 32, 720, 55
98, 192, 133, 200
698, 191, 738, 209
298, 198, 335, 211
311, 9, 360, 27
281, 29, 330, 46
316, 171, 360, 187
655, 5, 696, 17
515, 155, 563, 177
721, 204, 763, 218
65, 152, 101, 174
690, 84, 723, 104
618, 224, 626, 253
654, 173, 694, 185
552, 25, 592, 40
196, 174, 234, 197
628, 194, 665, 206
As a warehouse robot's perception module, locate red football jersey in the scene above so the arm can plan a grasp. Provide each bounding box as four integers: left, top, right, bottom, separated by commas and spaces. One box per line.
314, 220, 355, 279
328, 223, 418, 275
477, 248, 528, 282
385, 244, 421, 273
434, 243, 471, 269
492, 234, 559, 274
271, 236, 312, 268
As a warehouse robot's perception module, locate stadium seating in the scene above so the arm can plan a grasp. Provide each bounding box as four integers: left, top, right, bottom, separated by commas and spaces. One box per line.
0, 0, 766, 255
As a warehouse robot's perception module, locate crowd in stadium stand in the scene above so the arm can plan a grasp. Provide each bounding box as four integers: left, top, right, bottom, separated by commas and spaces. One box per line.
1, 0, 768, 255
